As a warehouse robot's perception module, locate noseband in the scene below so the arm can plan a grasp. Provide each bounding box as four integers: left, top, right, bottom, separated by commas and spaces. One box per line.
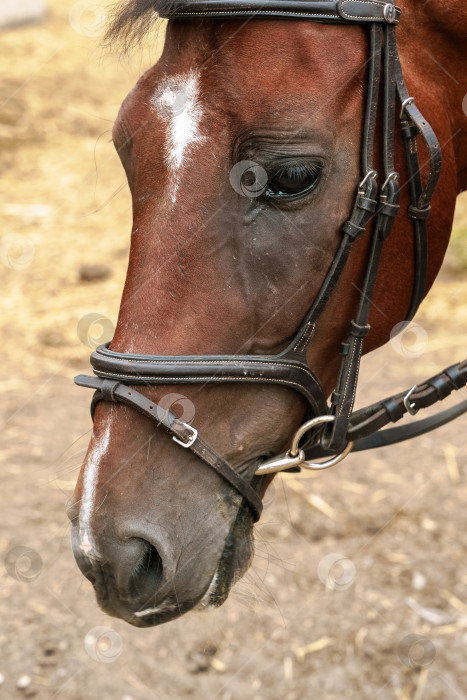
76, 0, 467, 522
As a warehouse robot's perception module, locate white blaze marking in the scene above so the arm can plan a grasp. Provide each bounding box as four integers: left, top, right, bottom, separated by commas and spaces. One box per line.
79, 418, 111, 557
150, 70, 205, 203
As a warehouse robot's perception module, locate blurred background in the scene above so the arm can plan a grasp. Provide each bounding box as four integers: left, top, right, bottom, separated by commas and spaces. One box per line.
1, 2, 466, 698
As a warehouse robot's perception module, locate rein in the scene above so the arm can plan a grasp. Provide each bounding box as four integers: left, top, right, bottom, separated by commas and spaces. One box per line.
75, 0, 467, 522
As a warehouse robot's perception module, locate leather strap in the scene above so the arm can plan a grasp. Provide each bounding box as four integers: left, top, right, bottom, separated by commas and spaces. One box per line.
321, 13, 441, 451
90, 342, 329, 417
301, 361, 467, 458
75, 0, 461, 523
351, 398, 467, 451
389, 26, 442, 321
347, 360, 467, 441
75, 374, 264, 521
324, 22, 391, 451
157, 0, 401, 23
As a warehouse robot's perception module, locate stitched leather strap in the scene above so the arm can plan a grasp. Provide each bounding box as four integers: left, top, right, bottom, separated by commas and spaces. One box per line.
158, 0, 401, 23
75, 374, 264, 521
390, 26, 442, 321
75, 0, 460, 521
347, 361, 467, 441
301, 361, 467, 458
324, 22, 393, 451
322, 14, 441, 451
90, 342, 328, 417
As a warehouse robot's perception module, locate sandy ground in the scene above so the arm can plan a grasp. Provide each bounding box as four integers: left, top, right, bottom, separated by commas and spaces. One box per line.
1, 3, 467, 699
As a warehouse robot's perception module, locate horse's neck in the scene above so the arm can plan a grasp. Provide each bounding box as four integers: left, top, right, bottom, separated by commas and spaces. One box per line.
401, 0, 467, 191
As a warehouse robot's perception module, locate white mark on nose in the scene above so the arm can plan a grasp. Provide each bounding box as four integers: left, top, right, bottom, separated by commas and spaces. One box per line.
150, 70, 205, 203
79, 417, 111, 557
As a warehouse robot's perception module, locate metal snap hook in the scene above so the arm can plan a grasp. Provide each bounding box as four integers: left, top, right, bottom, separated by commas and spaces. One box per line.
255, 449, 306, 475
255, 415, 353, 475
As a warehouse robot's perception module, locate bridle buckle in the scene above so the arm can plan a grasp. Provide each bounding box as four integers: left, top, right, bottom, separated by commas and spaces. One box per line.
173, 424, 198, 448
400, 96, 415, 119
383, 3, 397, 23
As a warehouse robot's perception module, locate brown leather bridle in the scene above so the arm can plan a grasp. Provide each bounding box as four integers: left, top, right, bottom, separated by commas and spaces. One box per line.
75, 0, 467, 523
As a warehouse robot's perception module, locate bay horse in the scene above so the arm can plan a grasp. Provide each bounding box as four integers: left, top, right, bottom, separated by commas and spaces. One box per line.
68, 0, 467, 626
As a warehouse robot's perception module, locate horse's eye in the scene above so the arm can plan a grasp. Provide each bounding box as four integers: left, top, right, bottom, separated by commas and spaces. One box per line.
265, 163, 321, 201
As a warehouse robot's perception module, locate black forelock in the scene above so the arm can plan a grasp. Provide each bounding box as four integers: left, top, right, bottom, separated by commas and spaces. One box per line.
104, 0, 184, 51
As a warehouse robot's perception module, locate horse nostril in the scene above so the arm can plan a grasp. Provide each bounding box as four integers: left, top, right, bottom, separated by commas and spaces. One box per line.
129, 540, 164, 599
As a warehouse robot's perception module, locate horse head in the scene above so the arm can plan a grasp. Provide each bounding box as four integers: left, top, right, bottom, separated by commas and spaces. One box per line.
68, 0, 464, 626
